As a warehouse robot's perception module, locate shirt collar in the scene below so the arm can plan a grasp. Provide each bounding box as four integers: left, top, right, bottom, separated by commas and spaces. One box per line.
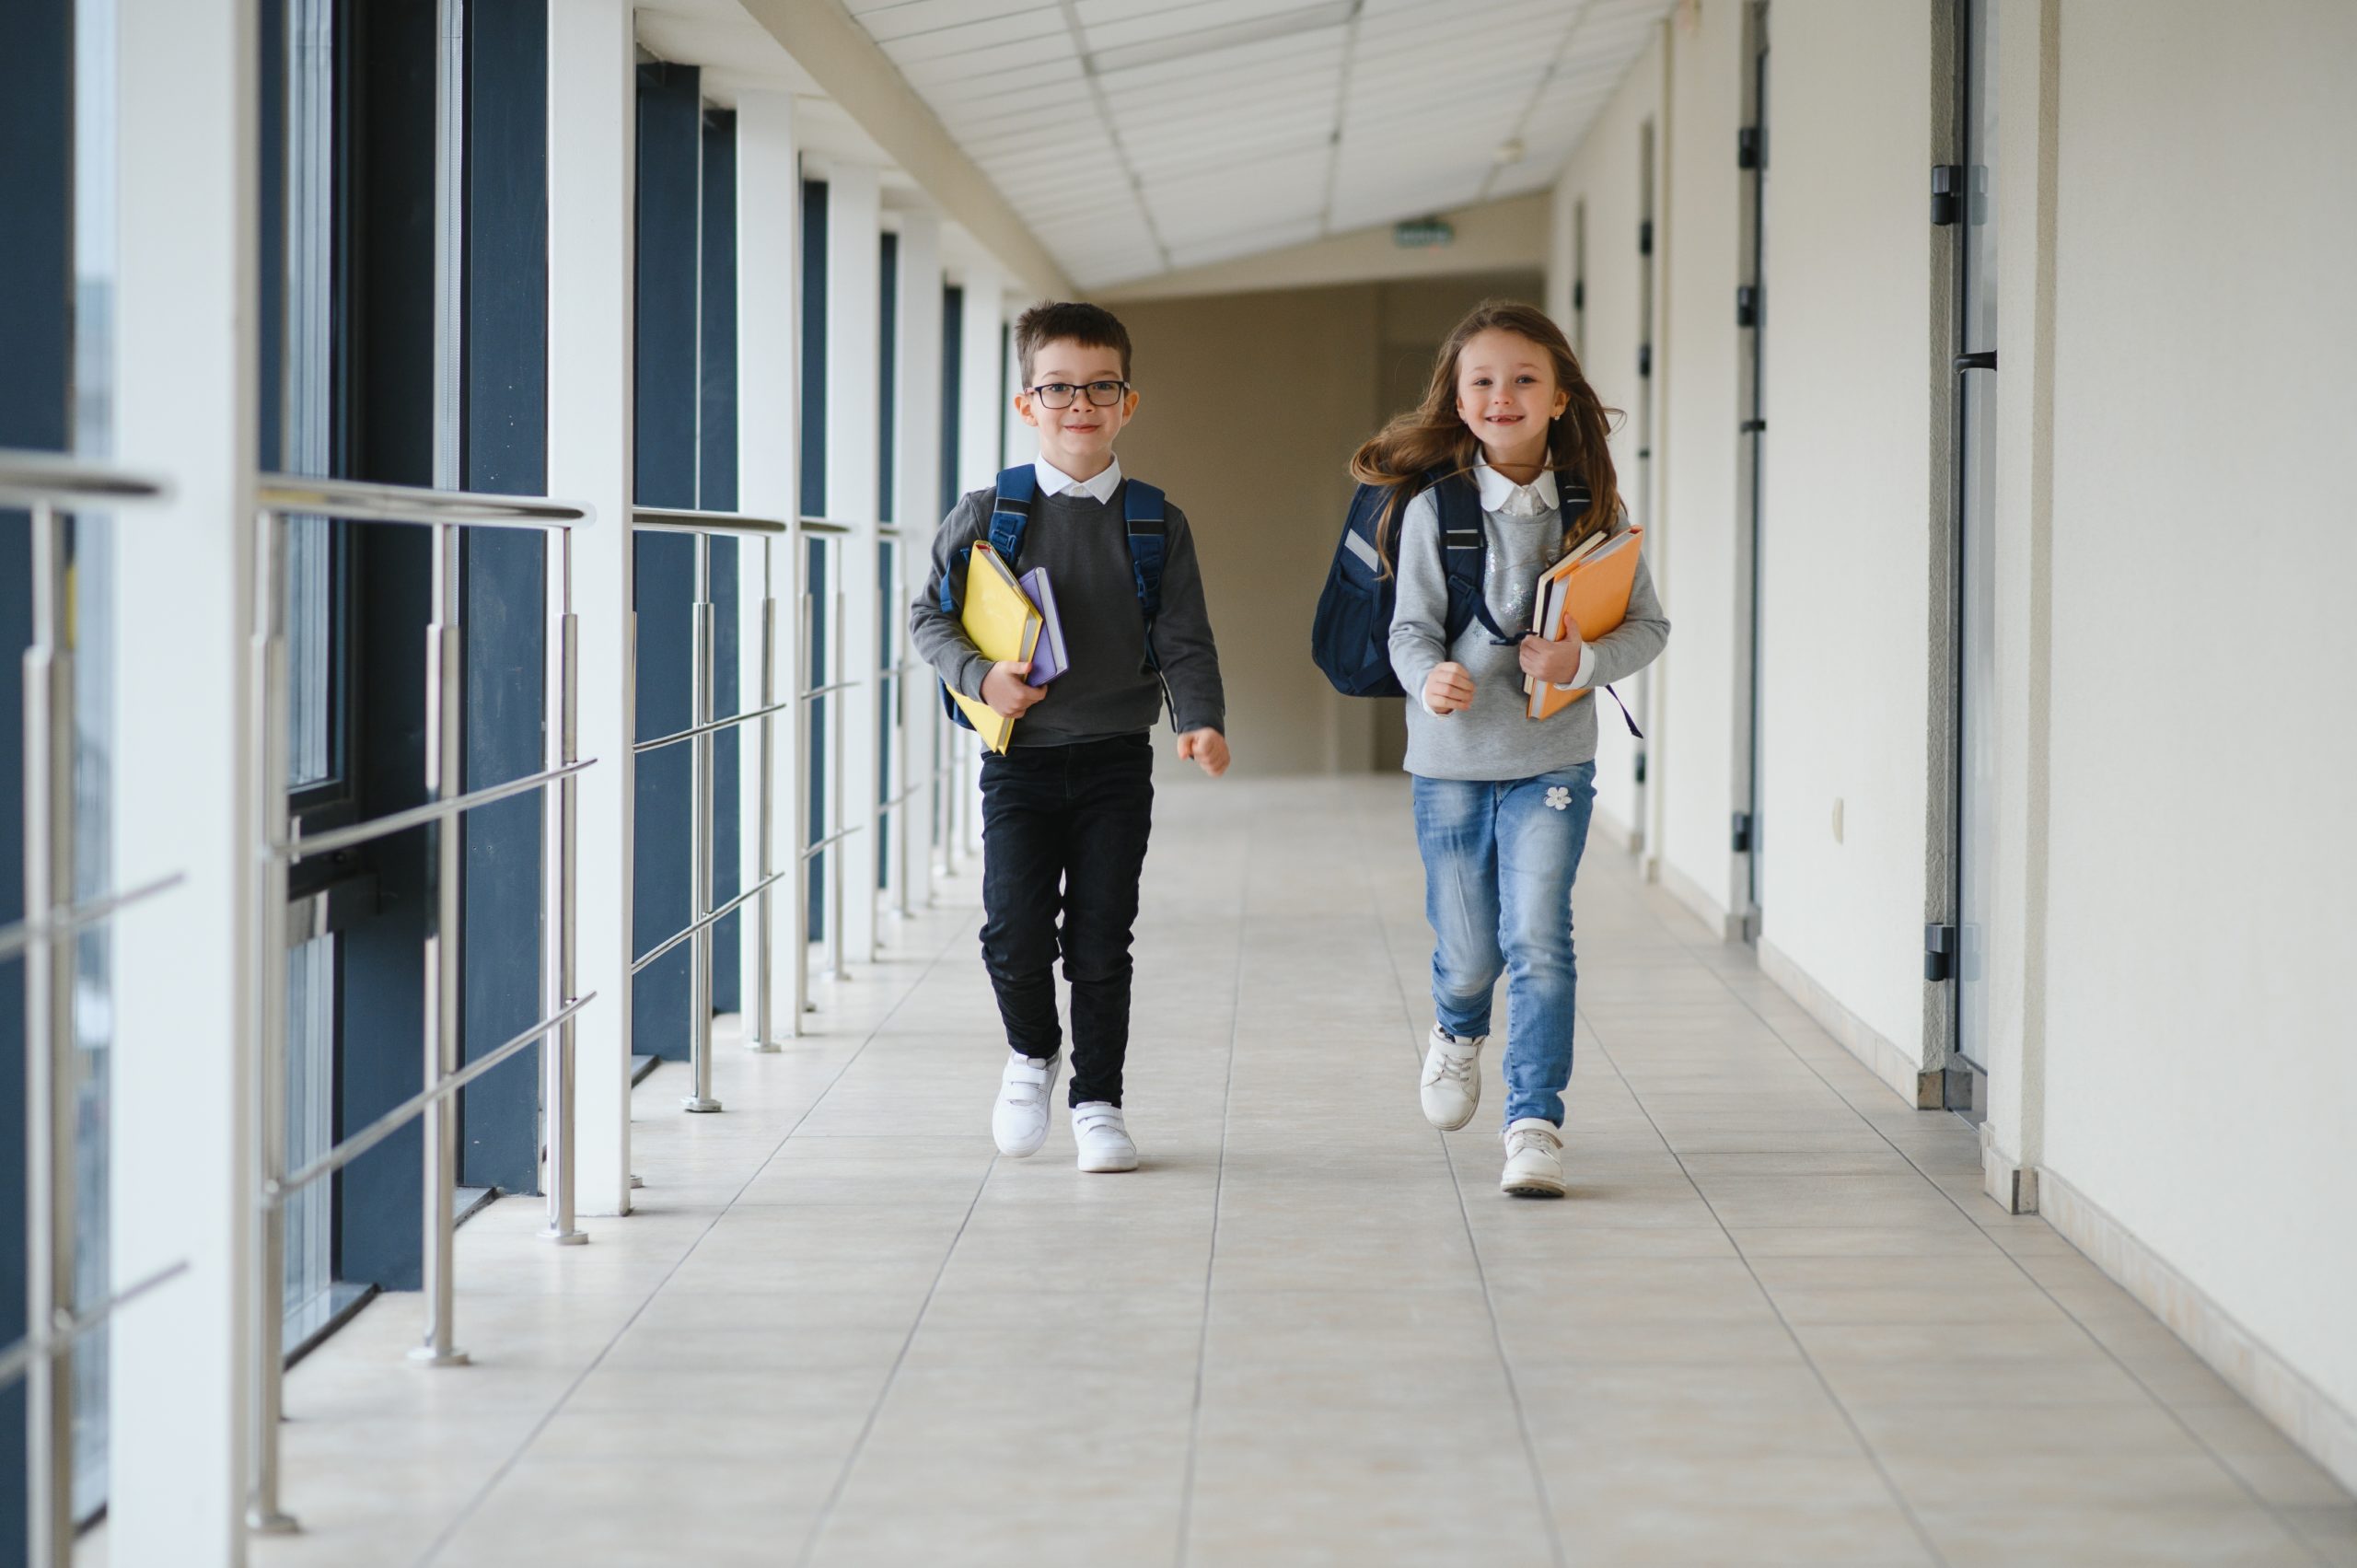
1472, 458, 1558, 517
1034, 454, 1123, 505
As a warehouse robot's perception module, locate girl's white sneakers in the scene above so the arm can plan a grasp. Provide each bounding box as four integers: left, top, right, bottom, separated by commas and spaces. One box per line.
1500, 1118, 1566, 1198
1419, 1025, 1485, 1130
1072, 1102, 1139, 1172
992, 1051, 1061, 1157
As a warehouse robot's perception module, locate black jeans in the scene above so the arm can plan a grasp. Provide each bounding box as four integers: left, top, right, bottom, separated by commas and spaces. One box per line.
978, 733, 1155, 1107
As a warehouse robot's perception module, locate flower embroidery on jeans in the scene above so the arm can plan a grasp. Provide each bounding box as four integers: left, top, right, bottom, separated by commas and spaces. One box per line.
1544, 785, 1572, 811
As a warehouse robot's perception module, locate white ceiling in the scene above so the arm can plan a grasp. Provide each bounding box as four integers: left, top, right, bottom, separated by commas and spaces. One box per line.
841, 0, 1677, 287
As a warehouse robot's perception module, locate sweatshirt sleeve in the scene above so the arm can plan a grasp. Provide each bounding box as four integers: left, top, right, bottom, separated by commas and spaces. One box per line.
1585, 513, 1670, 688
1151, 502, 1226, 735
907, 489, 994, 702
1385, 490, 1449, 703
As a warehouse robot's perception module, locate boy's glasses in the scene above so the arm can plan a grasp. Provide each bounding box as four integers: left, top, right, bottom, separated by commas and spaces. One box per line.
1026, 379, 1130, 409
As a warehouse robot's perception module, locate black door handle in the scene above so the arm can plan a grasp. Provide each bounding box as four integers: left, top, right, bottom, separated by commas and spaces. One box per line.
1955, 350, 1997, 372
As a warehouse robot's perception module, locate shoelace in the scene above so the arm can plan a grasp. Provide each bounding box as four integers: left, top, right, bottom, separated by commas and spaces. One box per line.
1504, 1127, 1560, 1159
1424, 1044, 1477, 1087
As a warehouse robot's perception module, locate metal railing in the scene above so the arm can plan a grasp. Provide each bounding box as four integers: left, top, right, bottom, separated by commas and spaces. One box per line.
792, 517, 857, 1029
1, 450, 180, 1568
627, 508, 791, 1108
247, 475, 595, 1534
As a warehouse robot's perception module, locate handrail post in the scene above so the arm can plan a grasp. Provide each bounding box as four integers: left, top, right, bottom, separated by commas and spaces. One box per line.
248, 502, 298, 1533
827, 563, 848, 980
682, 532, 722, 1111
750, 535, 781, 1051
541, 528, 587, 1241
23, 501, 76, 1562
412, 520, 470, 1366
791, 554, 814, 1035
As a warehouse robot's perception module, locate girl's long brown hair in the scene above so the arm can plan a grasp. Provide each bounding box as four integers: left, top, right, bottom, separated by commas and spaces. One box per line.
1350, 299, 1620, 575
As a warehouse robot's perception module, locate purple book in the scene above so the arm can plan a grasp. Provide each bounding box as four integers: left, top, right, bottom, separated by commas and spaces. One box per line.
1017, 567, 1067, 686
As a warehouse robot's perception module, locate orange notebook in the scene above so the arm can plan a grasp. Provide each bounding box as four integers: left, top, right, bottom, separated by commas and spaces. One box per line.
1525, 525, 1644, 720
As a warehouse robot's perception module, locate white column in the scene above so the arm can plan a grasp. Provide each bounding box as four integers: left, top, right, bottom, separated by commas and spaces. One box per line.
736, 90, 799, 1031
1980, 0, 2060, 1213
956, 263, 1005, 495
548, 0, 634, 1215
889, 213, 944, 915
108, 0, 257, 1560
953, 266, 1004, 859
822, 163, 882, 962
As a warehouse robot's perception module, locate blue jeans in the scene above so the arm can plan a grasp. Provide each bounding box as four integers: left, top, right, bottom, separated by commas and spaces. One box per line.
1411, 764, 1596, 1127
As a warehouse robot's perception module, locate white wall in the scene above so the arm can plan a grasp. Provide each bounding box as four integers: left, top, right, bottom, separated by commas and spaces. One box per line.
1548, 30, 1664, 847
2038, 0, 2357, 1438
1654, 0, 1747, 933
1751, 0, 1939, 1084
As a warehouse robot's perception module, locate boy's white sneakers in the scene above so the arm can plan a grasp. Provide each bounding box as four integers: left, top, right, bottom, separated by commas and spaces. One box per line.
1072, 1102, 1139, 1173
992, 1051, 1062, 1157
1500, 1118, 1567, 1198
1419, 1026, 1485, 1131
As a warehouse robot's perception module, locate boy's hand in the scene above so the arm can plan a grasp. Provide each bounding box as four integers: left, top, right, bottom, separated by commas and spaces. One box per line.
1517, 627, 1585, 687
1424, 662, 1476, 714
1176, 728, 1229, 778
981, 661, 1047, 718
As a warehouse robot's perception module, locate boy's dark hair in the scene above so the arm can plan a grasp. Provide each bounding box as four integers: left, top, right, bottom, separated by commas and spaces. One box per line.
1013, 300, 1132, 385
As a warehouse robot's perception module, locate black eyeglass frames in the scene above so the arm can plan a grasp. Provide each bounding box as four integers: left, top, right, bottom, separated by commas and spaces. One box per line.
1026, 378, 1130, 409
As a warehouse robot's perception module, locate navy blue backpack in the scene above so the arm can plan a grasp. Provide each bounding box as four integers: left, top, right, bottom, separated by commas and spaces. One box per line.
1310, 470, 1509, 698
937, 464, 1170, 729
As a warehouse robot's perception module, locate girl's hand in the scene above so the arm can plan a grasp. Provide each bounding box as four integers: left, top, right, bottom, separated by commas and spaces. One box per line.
1176, 727, 1229, 777
1518, 629, 1585, 687
1424, 663, 1476, 714
981, 660, 1046, 718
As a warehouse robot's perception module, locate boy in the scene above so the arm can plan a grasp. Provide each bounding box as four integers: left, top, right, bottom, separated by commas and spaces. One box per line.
910, 300, 1228, 1173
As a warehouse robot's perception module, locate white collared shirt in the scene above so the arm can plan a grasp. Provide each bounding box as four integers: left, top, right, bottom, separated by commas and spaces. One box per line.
1417, 458, 1595, 713
1034, 454, 1123, 505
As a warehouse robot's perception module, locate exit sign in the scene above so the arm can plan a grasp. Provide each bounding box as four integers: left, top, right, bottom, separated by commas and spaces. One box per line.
1393, 217, 1454, 249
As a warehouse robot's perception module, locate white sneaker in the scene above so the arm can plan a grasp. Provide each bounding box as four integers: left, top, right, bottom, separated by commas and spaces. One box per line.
1419, 1026, 1484, 1131
1500, 1118, 1566, 1198
992, 1051, 1062, 1157
1072, 1102, 1139, 1173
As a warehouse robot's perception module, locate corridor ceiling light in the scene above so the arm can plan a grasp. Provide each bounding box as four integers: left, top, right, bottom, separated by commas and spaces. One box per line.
1081, 1, 1362, 79
1494, 136, 1527, 165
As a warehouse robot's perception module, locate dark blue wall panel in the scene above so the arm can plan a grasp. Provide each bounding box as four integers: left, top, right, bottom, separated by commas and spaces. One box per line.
702, 112, 742, 1014
459, 0, 551, 1193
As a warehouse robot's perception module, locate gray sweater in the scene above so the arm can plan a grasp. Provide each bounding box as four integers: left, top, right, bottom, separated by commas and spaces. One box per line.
910, 483, 1226, 746
1387, 490, 1669, 781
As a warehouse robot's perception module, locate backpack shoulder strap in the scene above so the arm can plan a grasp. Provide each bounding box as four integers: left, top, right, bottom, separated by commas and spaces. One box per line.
1431, 471, 1511, 642
1120, 479, 1167, 619
940, 468, 1037, 615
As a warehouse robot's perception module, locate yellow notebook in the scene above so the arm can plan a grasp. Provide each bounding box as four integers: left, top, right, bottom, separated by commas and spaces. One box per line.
948, 540, 1041, 752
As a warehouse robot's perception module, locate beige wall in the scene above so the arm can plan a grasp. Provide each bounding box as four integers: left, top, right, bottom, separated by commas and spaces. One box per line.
1109, 272, 1543, 777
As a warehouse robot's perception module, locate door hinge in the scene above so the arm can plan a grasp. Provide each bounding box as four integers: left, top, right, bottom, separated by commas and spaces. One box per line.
1739, 418, 1767, 434
1955, 350, 1998, 372
1634, 752, 1648, 786
1924, 923, 1958, 982
1737, 125, 1763, 170
1637, 343, 1653, 377
1731, 811, 1753, 854
1931, 164, 1964, 226
1736, 285, 1759, 328
1573, 280, 1585, 311
1639, 219, 1654, 256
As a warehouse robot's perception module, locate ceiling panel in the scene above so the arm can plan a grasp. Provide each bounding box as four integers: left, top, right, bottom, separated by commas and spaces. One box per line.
844, 0, 1678, 286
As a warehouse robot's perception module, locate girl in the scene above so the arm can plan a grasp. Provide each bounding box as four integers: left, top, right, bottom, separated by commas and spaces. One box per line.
1359, 300, 1669, 1197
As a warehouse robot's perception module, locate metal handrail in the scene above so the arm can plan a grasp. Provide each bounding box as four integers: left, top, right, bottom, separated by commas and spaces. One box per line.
271, 993, 598, 1195
0, 1261, 191, 1391
629, 869, 791, 976
631, 698, 790, 757
632, 505, 787, 537
248, 481, 593, 1536
798, 517, 852, 536
0, 448, 168, 506
0, 873, 185, 964
800, 678, 860, 702
258, 473, 590, 529
282, 760, 594, 861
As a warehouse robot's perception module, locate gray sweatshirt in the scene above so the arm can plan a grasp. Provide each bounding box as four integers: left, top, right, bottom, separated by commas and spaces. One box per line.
910, 483, 1226, 746
1387, 489, 1669, 781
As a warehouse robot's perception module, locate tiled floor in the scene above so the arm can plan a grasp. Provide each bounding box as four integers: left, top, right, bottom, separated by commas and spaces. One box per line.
227, 774, 2351, 1567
